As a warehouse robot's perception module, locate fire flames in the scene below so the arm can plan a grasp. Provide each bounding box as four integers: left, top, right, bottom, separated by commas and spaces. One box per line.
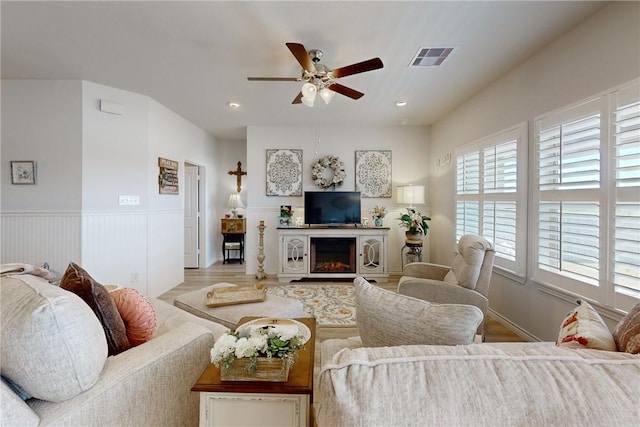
314, 261, 351, 272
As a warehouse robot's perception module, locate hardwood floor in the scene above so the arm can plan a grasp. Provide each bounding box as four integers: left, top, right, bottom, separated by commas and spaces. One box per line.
160, 262, 525, 344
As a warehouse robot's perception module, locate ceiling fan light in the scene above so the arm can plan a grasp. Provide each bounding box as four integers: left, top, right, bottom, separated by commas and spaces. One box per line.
301, 82, 317, 98
319, 88, 335, 104
301, 95, 315, 107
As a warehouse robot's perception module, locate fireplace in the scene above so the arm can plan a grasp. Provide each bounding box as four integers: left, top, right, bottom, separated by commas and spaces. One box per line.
310, 237, 356, 273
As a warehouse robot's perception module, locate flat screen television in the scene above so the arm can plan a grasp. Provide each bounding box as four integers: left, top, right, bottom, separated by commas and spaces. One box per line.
304, 191, 361, 225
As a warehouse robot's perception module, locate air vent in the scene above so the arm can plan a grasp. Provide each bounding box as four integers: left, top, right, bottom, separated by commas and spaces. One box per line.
410, 47, 454, 67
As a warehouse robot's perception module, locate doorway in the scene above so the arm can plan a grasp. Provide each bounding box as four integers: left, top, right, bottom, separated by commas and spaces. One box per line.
184, 163, 201, 268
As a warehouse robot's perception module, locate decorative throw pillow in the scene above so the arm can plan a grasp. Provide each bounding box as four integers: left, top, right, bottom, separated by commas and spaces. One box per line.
110, 288, 158, 346
60, 262, 130, 356
0, 274, 107, 402
354, 277, 483, 347
556, 300, 616, 351
613, 302, 640, 354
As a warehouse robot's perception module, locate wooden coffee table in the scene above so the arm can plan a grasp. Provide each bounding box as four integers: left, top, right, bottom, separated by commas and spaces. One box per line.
192, 317, 316, 427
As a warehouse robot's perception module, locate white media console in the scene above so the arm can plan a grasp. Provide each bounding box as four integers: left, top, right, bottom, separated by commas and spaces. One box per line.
277, 226, 389, 283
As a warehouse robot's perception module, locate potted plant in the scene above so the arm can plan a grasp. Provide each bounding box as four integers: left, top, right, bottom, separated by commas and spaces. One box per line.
398, 207, 431, 240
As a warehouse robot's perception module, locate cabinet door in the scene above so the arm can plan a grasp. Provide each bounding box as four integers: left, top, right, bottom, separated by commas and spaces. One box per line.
200, 392, 308, 427
281, 236, 308, 274
358, 235, 385, 274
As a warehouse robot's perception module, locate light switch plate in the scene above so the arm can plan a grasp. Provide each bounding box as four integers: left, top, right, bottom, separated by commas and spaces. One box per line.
119, 195, 140, 206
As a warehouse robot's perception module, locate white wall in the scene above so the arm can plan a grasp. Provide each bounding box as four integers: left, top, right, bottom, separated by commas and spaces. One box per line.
2, 79, 220, 297
429, 2, 640, 341
1, 80, 84, 271
244, 125, 430, 276
1, 80, 83, 211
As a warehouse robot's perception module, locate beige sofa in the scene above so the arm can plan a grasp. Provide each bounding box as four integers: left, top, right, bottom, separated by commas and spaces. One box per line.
1, 272, 228, 427
315, 278, 640, 426
317, 338, 640, 426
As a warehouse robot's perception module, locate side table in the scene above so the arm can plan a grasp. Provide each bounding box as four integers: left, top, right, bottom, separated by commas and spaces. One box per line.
192, 317, 316, 427
221, 218, 246, 264
401, 241, 423, 269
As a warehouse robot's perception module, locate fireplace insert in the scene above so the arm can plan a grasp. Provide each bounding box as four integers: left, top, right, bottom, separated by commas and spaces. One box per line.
310, 237, 356, 273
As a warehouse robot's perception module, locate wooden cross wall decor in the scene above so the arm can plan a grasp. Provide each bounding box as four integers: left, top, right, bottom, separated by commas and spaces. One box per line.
228, 161, 247, 193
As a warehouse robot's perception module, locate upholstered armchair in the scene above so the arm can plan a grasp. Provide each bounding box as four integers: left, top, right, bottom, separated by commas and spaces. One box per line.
398, 234, 495, 337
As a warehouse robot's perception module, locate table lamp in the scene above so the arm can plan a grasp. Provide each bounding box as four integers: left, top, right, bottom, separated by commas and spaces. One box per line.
227, 193, 245, 218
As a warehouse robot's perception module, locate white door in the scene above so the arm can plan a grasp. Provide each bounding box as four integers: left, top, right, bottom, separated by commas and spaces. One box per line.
184, 164, 199, 268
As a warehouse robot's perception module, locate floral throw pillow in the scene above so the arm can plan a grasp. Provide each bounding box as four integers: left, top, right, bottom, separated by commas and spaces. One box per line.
556, 300, 616, 351
613, 302, 640, 354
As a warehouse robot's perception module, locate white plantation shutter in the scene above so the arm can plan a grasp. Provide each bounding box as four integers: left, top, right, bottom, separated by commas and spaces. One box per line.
534, 82, 640, 310
457, 152, 479, 194
455, 124, 527, 276
538, 202, 600, 286
534, 97, 603, 299
484, 141, 518, 193
484, 201, 517, 262
456, 201, 479, 240
612, 84, 640, 307
614, 204, 640, 295
538, 114, 601, 191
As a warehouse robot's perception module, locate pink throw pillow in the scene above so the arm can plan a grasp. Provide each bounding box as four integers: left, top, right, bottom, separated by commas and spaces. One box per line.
110, 288, 158, 347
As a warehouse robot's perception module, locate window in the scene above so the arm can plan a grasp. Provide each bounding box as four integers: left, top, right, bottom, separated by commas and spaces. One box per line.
533, 81, 639, 311
455, 124, 527, 276
611, 83, 640, 309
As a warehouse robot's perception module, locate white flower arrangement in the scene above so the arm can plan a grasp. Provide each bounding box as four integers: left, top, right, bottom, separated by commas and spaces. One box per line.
210, 324, 305, 374
311, 155, 346, 188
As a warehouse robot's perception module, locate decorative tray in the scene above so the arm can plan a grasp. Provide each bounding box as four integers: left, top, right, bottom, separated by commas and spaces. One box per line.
237, 318, 312, 344
205, 284, 267, 307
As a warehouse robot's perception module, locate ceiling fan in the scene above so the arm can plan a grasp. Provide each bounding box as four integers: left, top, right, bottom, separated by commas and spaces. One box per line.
247, 42, 384, 106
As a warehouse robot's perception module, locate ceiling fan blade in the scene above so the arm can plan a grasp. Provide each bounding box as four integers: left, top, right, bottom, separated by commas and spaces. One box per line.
247, 77, 299, 81
286, 42, 315, 72
292, 92, 303, 104
330, 58, 383, 79
328, 83, 364, 100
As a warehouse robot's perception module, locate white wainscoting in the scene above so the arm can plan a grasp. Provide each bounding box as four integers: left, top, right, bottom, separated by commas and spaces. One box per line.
81, 212, 149, 295
1, 212, 82, 274
81, 210, 183, 297
2, 210, 184, 298
147, 210, 184, 297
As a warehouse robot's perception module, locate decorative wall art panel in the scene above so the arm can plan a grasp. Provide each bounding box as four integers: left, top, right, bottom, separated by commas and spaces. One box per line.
266, 149, 303, 196
355, 150, 392, 198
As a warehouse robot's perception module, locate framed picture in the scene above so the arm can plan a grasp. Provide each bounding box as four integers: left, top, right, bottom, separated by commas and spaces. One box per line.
158, 157, 179, 194
266, 149, 303, 196
355, 150, 392, 198
10, 161, 36, 185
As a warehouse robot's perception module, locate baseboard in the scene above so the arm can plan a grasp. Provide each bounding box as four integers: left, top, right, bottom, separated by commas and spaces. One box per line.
488, 308, 542, 342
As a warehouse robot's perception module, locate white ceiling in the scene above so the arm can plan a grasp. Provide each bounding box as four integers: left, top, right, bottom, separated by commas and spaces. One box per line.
1, 1, 606, 140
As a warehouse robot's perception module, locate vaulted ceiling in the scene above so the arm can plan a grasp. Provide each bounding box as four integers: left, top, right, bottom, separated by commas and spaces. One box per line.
1, 1, 606, 140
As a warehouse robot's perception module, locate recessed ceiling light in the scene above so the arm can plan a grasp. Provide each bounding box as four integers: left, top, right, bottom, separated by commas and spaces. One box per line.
228, 102, 240, 109
395, 101, 407, 107
400, 119, 408, 125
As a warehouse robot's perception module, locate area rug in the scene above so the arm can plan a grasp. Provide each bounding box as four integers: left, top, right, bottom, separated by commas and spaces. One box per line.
267, 284, 356, 327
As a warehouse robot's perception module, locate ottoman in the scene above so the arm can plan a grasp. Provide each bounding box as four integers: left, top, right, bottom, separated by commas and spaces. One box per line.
173, 282, 305, 329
